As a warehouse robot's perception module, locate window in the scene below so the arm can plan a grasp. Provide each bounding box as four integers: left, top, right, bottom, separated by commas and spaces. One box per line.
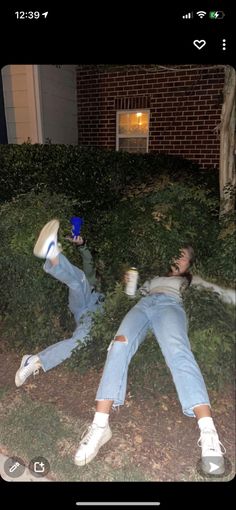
116, 110, 149, 154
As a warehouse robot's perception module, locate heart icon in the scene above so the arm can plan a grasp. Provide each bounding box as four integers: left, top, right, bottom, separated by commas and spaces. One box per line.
193, 40, 206, 50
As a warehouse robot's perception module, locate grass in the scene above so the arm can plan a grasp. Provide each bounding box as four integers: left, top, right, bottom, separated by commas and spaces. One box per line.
0, 394, 148, 482
0, 383, 234, 482
0, 384, 11, 399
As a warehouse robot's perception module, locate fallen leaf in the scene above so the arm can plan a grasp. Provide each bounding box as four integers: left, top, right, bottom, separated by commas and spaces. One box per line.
134, 434, 143, 444
161, 404, 168, 411
25, 383, 37, 390
152, 461, 161, 469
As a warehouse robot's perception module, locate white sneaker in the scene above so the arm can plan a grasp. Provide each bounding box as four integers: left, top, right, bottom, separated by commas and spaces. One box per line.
74, 423, 112, 466
15, 355, 41, 387
33, 219, 60, 259
198, 428, 226, 475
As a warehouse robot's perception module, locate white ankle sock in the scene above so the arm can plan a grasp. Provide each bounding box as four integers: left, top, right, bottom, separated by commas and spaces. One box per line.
93, 412, 109, 427
198, 417, 216, 431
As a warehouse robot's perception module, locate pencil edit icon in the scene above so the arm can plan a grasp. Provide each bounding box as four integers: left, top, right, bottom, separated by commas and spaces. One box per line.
4, 456, 25, 478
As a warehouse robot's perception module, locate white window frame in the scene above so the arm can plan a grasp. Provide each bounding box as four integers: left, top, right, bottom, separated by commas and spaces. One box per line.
116, 109, 150, 153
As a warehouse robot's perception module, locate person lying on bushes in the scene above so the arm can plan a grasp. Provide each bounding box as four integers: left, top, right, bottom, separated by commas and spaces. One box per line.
15, 219, 104, 387
73, 244, 234, 477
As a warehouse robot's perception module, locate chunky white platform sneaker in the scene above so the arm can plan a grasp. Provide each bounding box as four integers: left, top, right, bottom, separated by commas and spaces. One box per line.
198, 428, 226, 475
74, 423, 112, 466
33, 219, 60, 259
15, 355, 41, 387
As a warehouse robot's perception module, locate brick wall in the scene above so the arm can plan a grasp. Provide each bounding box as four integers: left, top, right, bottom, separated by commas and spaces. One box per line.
76, 65, 225, 169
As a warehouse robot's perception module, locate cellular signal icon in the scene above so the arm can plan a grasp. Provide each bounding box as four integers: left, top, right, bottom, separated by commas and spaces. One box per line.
182, 12, 193, 19
196, 11, 207, 18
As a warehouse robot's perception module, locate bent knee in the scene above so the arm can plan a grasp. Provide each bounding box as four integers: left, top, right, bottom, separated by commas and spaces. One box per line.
114, 335, 128, 343
107, 335, 128, 352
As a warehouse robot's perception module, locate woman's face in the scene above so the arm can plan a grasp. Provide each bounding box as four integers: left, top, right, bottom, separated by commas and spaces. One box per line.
171, 248, 191, 275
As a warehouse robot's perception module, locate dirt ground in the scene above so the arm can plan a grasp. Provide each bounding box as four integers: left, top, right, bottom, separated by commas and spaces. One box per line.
0, 345, 235, 482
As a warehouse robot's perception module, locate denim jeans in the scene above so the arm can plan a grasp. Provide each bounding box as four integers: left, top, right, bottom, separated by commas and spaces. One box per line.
38, 253, 103, 372
96, 293, 210, 417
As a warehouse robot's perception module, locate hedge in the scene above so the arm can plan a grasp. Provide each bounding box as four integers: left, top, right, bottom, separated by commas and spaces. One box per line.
0, 144, 219, 207
0, 183, 234, 388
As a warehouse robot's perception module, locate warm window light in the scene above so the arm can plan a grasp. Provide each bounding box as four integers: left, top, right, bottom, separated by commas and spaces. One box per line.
136, 112, 142, 125
117, 110, 149, 153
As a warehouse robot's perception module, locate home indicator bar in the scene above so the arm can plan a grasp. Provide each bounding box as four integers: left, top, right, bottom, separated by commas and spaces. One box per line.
76, 504, 161, 507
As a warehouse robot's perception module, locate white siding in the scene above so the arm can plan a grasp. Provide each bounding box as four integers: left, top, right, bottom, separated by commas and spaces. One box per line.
2, 65, 78, 145
1, 65, 37, 144
39, 65, 78, 144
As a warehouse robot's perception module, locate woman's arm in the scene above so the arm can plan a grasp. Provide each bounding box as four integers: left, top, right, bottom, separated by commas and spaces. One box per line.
78, 244, 98, 288
66, 235, 98, 288
138, 279, 151, 296
192, 275, 236, 305
124, 272, 150, 296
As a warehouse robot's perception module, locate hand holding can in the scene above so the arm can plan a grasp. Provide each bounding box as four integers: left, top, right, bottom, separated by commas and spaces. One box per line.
125, 267, 139, 296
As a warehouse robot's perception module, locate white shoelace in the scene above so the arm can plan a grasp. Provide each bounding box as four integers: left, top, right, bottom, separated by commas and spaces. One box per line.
21, 364, 39, 380
80, 424, 104, 446
198, 429, 226, 455
81, 425, 95, 445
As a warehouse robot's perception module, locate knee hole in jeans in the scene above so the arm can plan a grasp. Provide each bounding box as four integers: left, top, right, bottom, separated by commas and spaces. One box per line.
107, 335, 128, 351
114, 335, 128, 343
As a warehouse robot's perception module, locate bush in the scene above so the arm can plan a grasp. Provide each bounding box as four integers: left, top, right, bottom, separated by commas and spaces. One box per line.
70, 284, 235, 390
184, 286, 235, 387
204, 212, 236, 285
0, 191, 82, 350
0, 176, 235, 389
0, 144, 219, 206
87, 181, 234, 289
69, 284, 138, 372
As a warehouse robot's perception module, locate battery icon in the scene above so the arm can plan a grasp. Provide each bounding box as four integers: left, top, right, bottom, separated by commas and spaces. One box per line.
209, 11, 225, 19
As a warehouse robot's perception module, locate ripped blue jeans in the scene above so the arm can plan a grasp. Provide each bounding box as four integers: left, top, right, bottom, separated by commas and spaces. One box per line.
96, 293, 210, 417
38, 253, 103, 372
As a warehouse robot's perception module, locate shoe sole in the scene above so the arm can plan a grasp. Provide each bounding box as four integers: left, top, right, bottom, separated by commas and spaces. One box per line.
74, 428, 112, 466
15, 355, 31, 387
33, 219, 59, 258
201, 458, 225, 475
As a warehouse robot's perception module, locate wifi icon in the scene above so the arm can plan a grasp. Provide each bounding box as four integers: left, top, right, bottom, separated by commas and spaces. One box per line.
196, 10, 207, 18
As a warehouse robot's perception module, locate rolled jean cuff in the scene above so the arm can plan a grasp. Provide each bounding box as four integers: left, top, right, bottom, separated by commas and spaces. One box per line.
96, 397, 124, 407
37, 354, 46, 372
183, 401, 211, 418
